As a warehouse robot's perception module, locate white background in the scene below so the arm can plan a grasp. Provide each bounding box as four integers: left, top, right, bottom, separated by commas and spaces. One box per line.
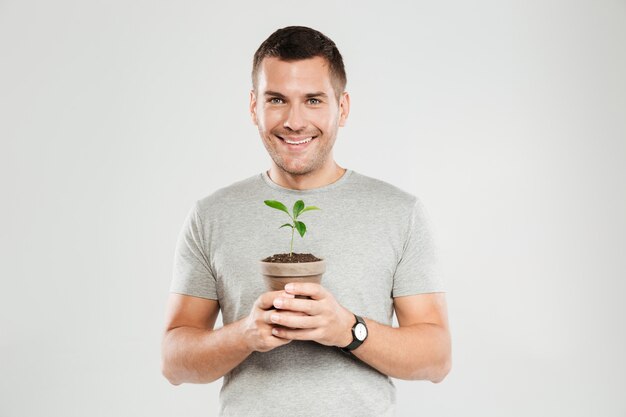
1, 1, 625, 416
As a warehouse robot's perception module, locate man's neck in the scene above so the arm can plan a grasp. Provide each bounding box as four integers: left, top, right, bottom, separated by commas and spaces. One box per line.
267, 164, 346, 191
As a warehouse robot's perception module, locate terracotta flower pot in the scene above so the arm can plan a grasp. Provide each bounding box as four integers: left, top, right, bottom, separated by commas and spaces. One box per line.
259, 259, 326, 298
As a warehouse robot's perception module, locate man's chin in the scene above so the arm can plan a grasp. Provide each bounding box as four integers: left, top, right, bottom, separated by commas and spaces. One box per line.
278, 167, 314, 176
274, 161, 317, 177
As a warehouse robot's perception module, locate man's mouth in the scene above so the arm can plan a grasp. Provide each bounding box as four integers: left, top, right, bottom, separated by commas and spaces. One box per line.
276, 135, 317, 146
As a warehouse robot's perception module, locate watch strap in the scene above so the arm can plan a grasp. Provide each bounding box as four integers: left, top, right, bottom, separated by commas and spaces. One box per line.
341, 314, 367, 353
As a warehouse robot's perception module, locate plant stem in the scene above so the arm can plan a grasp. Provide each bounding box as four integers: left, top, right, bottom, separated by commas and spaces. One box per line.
290, 225, 294, 256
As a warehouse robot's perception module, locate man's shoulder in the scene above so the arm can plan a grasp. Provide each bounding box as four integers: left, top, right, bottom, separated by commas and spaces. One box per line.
351, 170, 418, 208
196, 173, 262, 212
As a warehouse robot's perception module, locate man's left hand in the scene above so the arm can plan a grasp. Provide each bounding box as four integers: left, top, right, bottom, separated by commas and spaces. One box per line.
268, 283, 355, 348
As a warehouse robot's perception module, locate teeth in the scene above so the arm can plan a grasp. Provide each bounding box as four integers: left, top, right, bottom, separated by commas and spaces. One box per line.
284, 137, 313, 145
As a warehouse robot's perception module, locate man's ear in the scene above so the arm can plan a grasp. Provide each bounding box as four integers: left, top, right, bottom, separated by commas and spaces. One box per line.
338, 92, 350, 127
249, 90, 258, 125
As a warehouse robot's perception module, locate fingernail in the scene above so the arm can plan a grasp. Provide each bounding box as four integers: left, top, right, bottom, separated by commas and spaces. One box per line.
285, 284, 294, 291
271, 314, 279, 323
272, 328, 279, 335
274, 298, 283, 308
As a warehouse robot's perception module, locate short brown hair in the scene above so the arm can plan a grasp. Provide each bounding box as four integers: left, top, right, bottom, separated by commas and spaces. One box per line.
252, 26, 347, 101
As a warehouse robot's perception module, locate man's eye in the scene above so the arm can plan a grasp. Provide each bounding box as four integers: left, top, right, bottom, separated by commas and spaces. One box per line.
269, 98, 284, 104
307, 98, 321, 105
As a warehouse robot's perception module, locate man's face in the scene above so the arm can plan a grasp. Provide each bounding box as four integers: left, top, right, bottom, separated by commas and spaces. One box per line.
250, 56, 349, 176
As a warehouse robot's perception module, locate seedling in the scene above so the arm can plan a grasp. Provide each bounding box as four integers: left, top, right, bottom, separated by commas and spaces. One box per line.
264, 199, 321, 257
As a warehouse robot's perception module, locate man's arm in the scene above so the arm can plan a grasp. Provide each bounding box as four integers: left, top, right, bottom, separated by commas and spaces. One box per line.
161, 294, 248, 385
269, 284, 451, 383
161, 291, 299, 385
350, 292, 451, 382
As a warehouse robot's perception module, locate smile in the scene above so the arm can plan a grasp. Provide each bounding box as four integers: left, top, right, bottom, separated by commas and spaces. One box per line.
284, 137, 313, 145
277, 135, 317, 146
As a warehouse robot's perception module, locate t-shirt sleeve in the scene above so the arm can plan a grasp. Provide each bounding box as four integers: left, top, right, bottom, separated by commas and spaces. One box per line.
169, 201, 218, 300
392, 197, 445, 297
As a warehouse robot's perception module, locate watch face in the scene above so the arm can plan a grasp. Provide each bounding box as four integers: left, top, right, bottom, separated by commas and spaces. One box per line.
355, 323, 367, 341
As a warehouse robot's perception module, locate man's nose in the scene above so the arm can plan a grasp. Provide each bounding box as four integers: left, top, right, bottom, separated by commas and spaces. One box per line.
283, 104, 307, 131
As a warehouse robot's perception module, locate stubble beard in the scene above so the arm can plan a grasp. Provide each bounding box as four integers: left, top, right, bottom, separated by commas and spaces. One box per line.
260, 127, 337, 177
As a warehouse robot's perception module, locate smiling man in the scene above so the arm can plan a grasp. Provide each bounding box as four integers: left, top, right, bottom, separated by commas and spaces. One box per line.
162, 26, 451, 416
251, 53, 348, 189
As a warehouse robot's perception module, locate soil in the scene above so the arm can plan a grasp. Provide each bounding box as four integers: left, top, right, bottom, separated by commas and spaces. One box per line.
261, 253, 322, 263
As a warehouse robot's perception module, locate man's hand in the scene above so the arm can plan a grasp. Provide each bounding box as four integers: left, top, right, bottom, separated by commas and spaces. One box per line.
268, 283, 355, 348
242, 290, 308, 352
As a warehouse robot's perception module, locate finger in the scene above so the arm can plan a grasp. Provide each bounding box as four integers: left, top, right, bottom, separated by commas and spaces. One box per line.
264, 309, 306, 325
270, 312, 319, 329
256, 290, 295, 310
271, 326, 318, 341
284, 282, 325, 300
274, 337, 292, 347
273, 296, 319, 315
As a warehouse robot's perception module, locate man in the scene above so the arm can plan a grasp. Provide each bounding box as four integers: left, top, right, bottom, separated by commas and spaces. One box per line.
162, 26, 451, 416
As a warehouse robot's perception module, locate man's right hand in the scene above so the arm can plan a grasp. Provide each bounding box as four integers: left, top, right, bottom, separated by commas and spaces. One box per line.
242, 290, 307, 352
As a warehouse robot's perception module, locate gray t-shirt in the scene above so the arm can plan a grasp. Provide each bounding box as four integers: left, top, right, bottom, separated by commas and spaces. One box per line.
170, 169, 445, 416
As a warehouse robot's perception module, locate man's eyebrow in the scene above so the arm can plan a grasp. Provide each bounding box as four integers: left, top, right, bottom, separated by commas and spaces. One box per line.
264, 91, 286, 97
263, 91, 328, 98
305, 92, 328, 98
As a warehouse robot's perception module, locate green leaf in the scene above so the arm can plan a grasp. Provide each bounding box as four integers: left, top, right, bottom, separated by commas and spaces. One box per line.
294, 220, 306, 237
264, 200, 291, 217
293, 200, 305, 218
279, 223, 294, 229
299, 206, 321, 215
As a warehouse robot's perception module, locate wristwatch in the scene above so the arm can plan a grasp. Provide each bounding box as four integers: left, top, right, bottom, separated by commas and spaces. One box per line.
341, 314, 368, 353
